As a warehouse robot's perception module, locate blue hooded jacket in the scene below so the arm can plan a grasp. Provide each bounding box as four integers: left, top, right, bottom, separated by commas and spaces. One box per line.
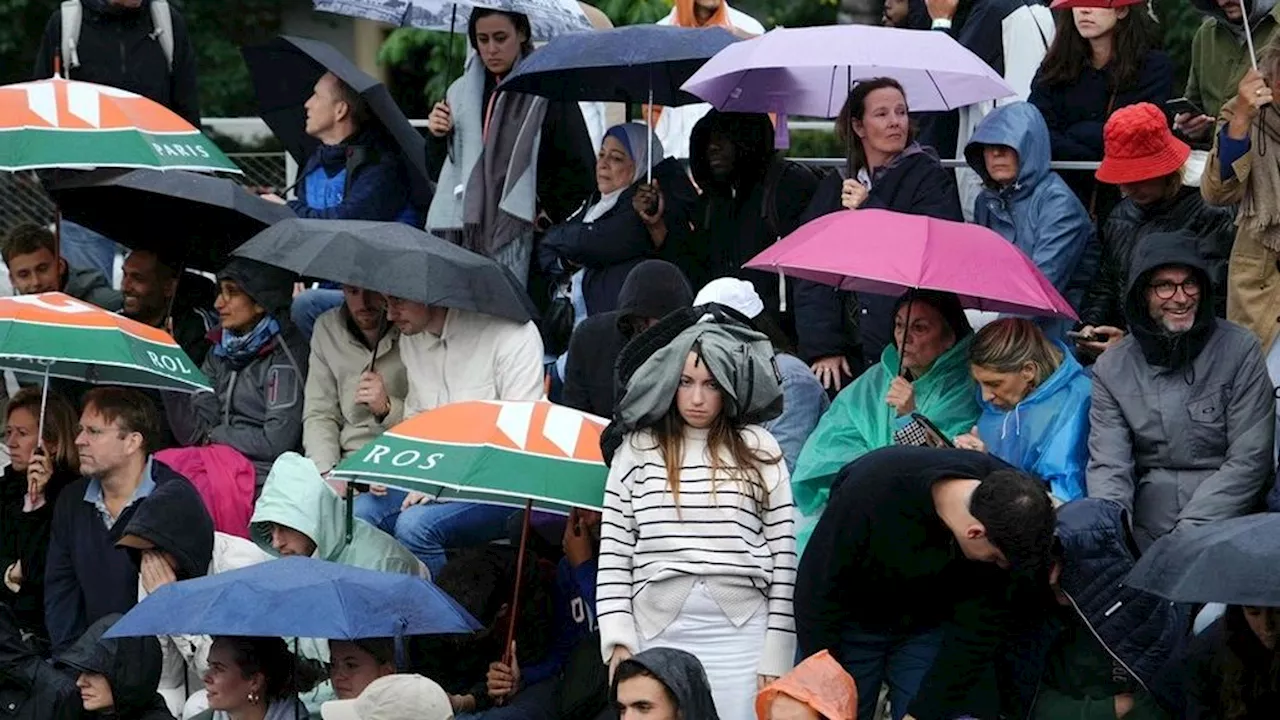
965, 102, 1098, 335
975, 342, 1091, 502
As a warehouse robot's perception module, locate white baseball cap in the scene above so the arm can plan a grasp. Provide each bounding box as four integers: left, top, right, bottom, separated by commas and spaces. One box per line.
321, 674, 453, 720
694, 277, 764, 319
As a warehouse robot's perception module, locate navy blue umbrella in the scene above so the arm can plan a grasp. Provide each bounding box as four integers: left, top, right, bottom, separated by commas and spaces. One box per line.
104, 557, 481, 640
498, 25, 741, 107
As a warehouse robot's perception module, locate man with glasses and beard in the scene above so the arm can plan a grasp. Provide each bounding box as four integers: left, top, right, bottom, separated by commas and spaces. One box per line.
1087, 232, 1274, 550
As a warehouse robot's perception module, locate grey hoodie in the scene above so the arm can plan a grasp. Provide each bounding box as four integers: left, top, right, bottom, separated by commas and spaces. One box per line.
1086, 233, 1274, 549
63, 265, 122, 311
612, 648, 719, 720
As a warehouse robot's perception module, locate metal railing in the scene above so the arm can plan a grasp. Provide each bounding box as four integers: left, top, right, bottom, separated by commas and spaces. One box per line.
0, 117, 1105, 236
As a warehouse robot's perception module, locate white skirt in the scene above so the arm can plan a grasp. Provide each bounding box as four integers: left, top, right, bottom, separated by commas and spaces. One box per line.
638, 580, 766, 720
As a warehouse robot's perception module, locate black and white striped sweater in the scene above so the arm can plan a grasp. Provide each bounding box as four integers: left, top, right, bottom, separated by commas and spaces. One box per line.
596, 425, 797, 677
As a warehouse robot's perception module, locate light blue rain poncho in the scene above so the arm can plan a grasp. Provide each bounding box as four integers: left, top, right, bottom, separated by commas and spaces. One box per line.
975, 343, 1092, 501
965, 101, 1098, 339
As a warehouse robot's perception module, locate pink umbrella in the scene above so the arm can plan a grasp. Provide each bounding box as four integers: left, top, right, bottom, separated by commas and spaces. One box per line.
745, 209, 1078, 320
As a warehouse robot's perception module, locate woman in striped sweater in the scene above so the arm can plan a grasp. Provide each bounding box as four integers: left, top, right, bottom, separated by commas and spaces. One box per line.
597, 319, 797, 720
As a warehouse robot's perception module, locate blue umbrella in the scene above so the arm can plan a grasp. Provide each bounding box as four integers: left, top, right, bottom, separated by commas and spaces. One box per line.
498, 25, 741, 107
104, 557, 481, 640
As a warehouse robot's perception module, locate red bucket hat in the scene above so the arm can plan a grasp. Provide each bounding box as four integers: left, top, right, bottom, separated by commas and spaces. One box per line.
1095, 102, 1191, 185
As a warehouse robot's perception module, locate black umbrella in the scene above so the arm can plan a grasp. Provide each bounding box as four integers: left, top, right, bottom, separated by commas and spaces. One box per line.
241, 35, 433, 208
233, 219, 537, 324
1125, 513, 1280, 607
47, 169, 296, 272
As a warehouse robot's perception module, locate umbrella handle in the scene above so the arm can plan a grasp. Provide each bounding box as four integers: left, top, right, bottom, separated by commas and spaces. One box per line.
502, 499, 534, 670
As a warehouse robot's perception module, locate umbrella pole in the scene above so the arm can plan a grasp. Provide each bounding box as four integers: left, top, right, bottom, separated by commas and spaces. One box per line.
36, 365, 50, 452
646, 85, 654, 186
897, 294, 914, 379
345, 482, 355, 544
447, 6, 459, 88
502, 499, 534, 671
1246, 14, 1260, 72
53, 208, 61, 265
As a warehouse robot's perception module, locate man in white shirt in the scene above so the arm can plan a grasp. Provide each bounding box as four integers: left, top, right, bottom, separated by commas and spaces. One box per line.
352, 296, 544, 576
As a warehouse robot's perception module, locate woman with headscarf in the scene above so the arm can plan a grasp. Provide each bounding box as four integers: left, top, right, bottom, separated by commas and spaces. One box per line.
538, 122, 696, 319
597, 312, 796, 720
425, 9, 596, 289
790, 290, 981, 554
163, 257, 309, 490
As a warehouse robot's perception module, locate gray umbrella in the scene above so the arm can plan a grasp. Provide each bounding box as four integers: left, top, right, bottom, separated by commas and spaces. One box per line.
1125, 513, 1280, 606
233, 219, 536, 323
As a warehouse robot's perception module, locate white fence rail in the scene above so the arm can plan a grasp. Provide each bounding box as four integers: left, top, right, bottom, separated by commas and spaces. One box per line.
0, 118, 1102, 235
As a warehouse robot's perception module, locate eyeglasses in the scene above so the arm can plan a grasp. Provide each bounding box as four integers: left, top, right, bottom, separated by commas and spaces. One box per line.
1149, 279, 1201, 300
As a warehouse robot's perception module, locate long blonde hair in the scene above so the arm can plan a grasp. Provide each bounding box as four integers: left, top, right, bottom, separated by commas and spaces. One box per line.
968, 318, 1063, 386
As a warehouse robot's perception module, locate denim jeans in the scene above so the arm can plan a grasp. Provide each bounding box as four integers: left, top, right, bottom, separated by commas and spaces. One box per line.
353, 489, 514, 577
291, 288, 344, 341
455, 677, 559, 720
59, 220, 118, 282
838, 626, 945, 720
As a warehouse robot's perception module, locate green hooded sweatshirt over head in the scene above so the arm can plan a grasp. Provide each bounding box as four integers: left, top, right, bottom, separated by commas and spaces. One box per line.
250, 452, 424, 577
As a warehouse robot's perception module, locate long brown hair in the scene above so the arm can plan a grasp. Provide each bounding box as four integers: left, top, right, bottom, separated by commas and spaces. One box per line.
835, 77, 912, 176
643, 347, 781, 515
1037, 7, 1156, 92
6, 387, 79, 473
1219, 605, 1280, 719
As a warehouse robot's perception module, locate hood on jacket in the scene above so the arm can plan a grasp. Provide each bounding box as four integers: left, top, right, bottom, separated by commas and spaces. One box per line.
964, 101, 1051, 194
1123, 231, 1217, 369
615, 260, 694, 333
117, 475, 214, 580
689, 110, 776, 192
250, 452, 348, 561
612, 648, 719, 720
217, 257, 297, 323
57, 614, 164, 718
1191, 0, 1279, 36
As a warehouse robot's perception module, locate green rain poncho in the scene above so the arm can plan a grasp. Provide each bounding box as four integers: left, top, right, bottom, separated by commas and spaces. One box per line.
791, 337, 981, 553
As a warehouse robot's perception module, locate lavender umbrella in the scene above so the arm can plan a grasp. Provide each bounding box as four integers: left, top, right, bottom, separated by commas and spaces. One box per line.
681, 25, 1016, 119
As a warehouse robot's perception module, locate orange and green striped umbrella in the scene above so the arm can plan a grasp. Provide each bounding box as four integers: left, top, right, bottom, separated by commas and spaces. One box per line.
0, 292, 211, 393
0, 77, 240, 173
333, 400, 609, 514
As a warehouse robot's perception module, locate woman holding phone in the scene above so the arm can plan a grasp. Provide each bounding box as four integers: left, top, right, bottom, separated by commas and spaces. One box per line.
0, 387, 80, 646
1029, 1, 1171, 221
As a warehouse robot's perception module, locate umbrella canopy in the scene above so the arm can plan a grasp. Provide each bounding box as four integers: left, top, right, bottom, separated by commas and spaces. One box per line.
332, 400, 608, 514
0, 77, 240, 173
233, 219, 536, 324
314, 0, 593, 40
241, 36, 432, 208
47, 169, 296, 272
497, 25, 740, 106
104, 556, 481, 639
0, 292, 211, 392
1125, 514, 1280, 607
681, 25, 1015, 117
745, 209, 1078, 319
